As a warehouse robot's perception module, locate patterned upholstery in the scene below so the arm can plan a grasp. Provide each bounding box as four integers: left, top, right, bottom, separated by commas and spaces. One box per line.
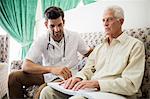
0, 34, 9, 63
80, 32, 103, 48
10, 27, 150, 99
125, 28, 150, 99
10, 60, 23, 70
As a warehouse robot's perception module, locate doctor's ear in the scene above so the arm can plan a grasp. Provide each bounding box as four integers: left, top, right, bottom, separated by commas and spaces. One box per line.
63, 19, 65, 24
44, 21, 48, 28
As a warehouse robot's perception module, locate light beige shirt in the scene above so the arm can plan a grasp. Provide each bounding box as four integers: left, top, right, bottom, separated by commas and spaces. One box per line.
76, 32, 145, 96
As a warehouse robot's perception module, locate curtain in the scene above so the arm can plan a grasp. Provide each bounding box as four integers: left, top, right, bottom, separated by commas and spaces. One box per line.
42, 0, 96, 16
42, 0, 81, 13
0, 0, 38, 59
83, 0, 96, 5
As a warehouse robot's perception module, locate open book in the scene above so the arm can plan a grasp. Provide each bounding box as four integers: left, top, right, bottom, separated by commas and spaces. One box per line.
47, 82, 126, 99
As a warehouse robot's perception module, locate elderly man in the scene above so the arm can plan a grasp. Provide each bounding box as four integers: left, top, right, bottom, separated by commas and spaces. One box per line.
40, 5, 145, 99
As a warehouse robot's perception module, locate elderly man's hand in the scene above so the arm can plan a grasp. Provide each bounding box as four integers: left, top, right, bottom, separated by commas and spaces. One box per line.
72, 80, 100, 91
59, 77, 82, 89
50, 66, 72, 80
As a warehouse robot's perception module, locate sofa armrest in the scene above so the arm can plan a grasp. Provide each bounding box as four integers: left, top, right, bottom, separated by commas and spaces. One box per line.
10, 60, 23, 70
0, 63, 8, 98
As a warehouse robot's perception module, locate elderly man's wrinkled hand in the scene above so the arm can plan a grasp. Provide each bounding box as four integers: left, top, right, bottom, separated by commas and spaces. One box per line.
59, 77, 82, 90
72, 80, 100, 91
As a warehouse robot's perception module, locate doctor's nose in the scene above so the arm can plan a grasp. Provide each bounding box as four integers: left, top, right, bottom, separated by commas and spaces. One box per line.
54, 26, 60, 32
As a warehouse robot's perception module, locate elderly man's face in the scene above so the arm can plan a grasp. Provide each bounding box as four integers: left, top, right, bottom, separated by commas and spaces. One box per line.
102, 10, 123, 37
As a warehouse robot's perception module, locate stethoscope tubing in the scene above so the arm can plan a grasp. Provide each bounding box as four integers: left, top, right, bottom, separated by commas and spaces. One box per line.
47, 33, 65, 57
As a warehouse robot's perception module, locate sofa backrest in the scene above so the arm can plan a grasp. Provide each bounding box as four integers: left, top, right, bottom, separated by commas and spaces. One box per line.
80, 27, 150, 99
125, 27, 150, 99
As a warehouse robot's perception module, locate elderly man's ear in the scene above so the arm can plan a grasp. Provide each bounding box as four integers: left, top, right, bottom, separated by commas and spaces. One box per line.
119, 18, 124, 25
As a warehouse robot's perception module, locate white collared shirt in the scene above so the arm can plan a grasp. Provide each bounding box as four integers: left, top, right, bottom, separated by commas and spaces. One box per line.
26, 29, 90, 82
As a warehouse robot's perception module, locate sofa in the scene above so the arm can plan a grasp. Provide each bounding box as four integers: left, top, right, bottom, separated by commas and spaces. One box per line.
10, 27, 150, 99
0, 34, 9, 98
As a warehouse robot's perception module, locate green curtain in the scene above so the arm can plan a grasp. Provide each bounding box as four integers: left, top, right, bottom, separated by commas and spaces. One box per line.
0, 0, 38, 59
42, 0, 81, 14
42, 0, 96, 16
82, 0, 96, 5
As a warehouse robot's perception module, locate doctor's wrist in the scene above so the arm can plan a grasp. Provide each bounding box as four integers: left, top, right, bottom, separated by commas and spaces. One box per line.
45, 66, 52, 73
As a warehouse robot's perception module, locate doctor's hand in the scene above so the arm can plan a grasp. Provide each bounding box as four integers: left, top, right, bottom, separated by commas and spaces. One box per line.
50, 66, 72, 80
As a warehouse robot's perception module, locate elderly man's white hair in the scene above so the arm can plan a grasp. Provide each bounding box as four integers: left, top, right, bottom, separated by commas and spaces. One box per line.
104, 5, 124, 19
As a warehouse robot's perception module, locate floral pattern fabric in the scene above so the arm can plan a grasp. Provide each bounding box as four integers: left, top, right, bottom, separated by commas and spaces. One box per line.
0, 34, 9, 63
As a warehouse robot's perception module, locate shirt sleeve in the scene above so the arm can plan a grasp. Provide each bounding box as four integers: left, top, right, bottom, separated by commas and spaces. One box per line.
26, 36, 45, 63
77, 33, 90, 55
99, 41, 145, 96
75, 46, 99, 80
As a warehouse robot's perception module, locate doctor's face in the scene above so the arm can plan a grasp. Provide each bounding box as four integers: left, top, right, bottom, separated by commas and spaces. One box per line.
45, 16, 65, 42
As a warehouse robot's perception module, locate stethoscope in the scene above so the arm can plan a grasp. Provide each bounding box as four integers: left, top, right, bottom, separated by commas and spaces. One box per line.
47, 33, 66, 58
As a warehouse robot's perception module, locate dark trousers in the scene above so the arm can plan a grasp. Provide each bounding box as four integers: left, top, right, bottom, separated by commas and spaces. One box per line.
8, 70, 45, 99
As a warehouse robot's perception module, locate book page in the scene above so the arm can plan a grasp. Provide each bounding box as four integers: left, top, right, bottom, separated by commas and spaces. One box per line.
47, 82, 126, 99
48, 82, 97, 97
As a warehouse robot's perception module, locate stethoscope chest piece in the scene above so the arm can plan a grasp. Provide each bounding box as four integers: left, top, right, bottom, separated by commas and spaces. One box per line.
61, 57, 67, 64
47, 33, 66, 65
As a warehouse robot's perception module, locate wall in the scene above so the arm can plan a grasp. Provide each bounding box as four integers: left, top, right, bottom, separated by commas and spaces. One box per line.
64, 0, 150, 33
149, 4, 150, 25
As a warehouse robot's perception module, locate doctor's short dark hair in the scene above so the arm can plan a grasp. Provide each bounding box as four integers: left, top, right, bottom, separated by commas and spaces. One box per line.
44, 6, 64, 21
